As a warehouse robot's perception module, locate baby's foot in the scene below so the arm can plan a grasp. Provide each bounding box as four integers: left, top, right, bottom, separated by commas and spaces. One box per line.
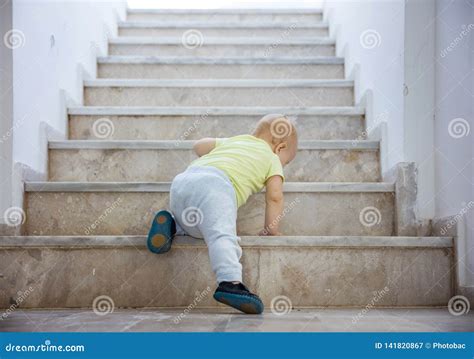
214, 282, 264, 314
147, 210, 176, 254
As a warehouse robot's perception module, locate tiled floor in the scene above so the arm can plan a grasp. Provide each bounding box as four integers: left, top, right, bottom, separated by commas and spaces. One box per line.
1, 308, 473, 332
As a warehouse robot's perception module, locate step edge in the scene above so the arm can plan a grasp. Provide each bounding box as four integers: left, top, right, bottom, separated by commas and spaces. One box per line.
84, 79, 354, 87
109, 36, 336, 45
48, 140, 379, 150
118, 21, 329, 29
126, 9, 324, 14
67, 106, 365, 116
0, 235, 453, 248
24, 182, 395, 193
97, 56, 344, 65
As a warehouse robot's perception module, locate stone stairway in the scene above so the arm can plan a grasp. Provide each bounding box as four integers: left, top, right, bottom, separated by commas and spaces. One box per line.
1, 8, 453, 310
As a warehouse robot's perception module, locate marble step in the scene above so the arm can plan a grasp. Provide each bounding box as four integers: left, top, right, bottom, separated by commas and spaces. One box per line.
97, 57, 344, 80
68, 106, 365, 141
118, 22, 329, 38
109, 37, 336, 57
24, 182, 395, 236
83, 79, 354, 107
48, 140, 380, 182
126, 8, 324, 23
0, 235, 453, 308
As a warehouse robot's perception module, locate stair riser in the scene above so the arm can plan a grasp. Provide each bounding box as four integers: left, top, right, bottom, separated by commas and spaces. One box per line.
69, 115, 365, 141
109, 44, 335, 57
25, 191, 394, 236
84, 87, 354, 107
48, 148, 380, 182
118, 27, 329, 38
98, 64, 344, 80
126, 13, 324, 23
0, 245, 452, 308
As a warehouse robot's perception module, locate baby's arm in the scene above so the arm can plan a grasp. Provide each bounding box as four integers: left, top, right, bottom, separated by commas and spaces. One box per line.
193, 138, 216, 157
260, 175, 284, 236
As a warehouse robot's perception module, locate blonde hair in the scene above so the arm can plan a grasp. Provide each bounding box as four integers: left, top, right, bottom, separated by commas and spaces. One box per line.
253, 114, 298, 149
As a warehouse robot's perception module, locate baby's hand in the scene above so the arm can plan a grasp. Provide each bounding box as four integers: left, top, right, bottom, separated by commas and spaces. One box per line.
262, 176, 284, 236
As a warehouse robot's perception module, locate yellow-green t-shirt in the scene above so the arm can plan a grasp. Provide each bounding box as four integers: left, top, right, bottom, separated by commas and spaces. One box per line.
190, 135, 284, 207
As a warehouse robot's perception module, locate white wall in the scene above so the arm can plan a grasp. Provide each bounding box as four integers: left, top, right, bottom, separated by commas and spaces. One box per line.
324, 0, 406, 173
12, 0, 126, 175
403, 0, 436, 221
434, 0, 474, 286
0, 1, 14, 229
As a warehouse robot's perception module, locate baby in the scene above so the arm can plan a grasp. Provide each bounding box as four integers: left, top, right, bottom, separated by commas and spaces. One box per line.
146, 114, 298, 314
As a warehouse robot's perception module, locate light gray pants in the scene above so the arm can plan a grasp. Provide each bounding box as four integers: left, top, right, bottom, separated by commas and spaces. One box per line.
170, 166, 242, 283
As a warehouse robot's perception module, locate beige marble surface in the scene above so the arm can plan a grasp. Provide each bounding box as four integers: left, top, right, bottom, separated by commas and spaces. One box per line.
48, 148, 379, 182
24, 191, 394, 236
3, 308, 474, 332
69, 115, 365, 141
0, 243, 452, 308
109, 44, 335, 57
118, 27, 329, 38
3, 308, 472, 332
84, 87, 354, 107
126, 12, 324, 24
98, 64, 344, 80
0, 235, 453, 249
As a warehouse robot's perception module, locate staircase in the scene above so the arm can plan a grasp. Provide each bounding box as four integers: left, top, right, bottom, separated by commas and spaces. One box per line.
1, 8, 453, 310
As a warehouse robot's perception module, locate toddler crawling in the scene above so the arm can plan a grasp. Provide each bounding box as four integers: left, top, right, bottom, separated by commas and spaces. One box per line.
147, 114, 298, 314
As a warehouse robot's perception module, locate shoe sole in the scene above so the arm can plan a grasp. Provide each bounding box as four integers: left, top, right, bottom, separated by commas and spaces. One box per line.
147, 210, 176, 254
214, 292, 264, 314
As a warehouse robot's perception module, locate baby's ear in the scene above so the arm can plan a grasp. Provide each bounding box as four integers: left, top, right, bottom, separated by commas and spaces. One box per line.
276, 142, 287, 153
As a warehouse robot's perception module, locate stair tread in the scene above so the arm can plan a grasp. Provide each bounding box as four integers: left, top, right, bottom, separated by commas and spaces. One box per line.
98, 56, 344, 64
0, 235, 453, 248
68, 106, 365, 115
48, 139, 378, 150
84, 79, 353, 87
109, 36, 335, 45
25, 182, 394, 192
127, 8, 323, 14
118, 21, 328, 29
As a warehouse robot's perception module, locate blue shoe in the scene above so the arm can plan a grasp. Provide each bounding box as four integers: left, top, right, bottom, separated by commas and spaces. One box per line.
214, 282, 264, 314
147, 210, 176, 254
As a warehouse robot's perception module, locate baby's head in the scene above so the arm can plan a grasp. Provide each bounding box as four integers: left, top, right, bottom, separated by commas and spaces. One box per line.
253, 114, 298, 166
